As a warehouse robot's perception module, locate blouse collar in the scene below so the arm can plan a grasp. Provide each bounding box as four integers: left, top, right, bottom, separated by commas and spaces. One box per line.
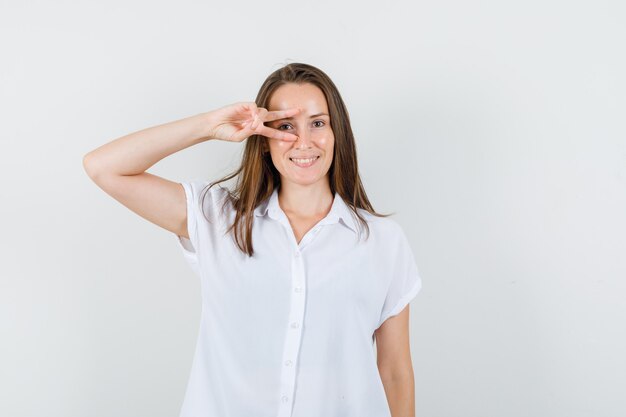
254, 187, 358, 234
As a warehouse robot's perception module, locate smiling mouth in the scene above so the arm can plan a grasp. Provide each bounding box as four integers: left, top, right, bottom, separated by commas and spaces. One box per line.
289, 156, 320, 168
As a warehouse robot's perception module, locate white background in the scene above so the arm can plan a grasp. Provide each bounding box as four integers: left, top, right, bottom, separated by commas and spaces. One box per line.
1, 0, 624, 416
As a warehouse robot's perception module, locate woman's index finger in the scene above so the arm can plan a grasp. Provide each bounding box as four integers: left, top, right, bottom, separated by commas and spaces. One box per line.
264, 107, 302, 122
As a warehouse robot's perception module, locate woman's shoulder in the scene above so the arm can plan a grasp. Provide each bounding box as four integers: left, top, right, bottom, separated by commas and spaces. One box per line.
184, 179, 234, 221
353, 207, 406, 240
185, 179, 229, 195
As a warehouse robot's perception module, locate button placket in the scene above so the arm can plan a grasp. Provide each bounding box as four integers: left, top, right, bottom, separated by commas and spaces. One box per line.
277, 250, 307, 417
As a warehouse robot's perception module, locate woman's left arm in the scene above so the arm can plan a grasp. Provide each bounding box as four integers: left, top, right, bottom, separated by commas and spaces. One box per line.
375, 305, 415, 417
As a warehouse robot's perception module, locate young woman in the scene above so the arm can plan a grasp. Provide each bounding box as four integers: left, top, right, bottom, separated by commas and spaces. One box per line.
83, 62, 422, 417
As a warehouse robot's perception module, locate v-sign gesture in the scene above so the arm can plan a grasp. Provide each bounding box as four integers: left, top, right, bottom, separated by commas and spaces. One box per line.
207, 102, 302, 143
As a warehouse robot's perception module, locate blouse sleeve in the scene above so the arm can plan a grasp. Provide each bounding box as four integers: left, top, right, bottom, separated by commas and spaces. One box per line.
377, 225, 423, 327
172, 180, 210, 276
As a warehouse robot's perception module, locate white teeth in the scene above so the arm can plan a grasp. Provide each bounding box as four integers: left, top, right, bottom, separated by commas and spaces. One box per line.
290, 156, 318, 164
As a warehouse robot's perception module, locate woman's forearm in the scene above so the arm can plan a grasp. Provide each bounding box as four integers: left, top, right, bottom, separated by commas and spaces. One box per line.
83, 111, 215, 178
381, 374, 415, 417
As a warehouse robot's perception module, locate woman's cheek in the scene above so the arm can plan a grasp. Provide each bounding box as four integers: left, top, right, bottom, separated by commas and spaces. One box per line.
313, 133, 333, 145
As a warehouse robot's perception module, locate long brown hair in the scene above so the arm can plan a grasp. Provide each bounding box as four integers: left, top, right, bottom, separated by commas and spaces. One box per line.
200, 62, 392, 257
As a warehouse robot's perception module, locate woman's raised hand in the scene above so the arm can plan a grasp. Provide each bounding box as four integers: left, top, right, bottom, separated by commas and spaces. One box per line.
205, 102, 301, 143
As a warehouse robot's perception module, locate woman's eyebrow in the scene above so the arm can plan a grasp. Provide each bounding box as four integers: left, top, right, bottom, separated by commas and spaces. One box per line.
276, 112, 329, 121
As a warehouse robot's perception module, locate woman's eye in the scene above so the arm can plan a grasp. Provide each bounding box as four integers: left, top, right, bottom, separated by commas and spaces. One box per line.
278, 121, 325, 130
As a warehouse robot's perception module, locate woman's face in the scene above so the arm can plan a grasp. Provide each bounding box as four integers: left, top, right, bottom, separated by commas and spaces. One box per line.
265, 82, 334, 188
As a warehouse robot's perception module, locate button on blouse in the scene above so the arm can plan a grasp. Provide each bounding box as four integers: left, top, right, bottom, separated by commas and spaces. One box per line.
173, 180, 423, 417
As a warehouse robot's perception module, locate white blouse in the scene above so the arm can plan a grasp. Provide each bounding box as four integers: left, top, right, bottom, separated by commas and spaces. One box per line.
172, 179, 423, 417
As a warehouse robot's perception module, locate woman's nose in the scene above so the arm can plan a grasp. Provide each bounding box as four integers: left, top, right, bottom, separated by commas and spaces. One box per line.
294, 126, 312, 145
